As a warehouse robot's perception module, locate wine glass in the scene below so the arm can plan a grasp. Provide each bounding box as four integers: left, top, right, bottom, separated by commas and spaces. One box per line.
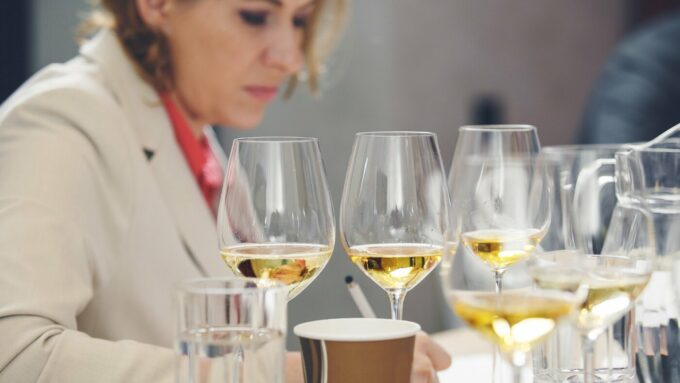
442, 242, 582, 382
447, 124, 550, 381
339, 131, 451, 320
447, 125, 550, 293
217, 137, 335, 300
575, 204, 655, 383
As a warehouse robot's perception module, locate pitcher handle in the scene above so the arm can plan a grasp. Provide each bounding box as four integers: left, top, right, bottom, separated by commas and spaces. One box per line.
572, 158, 617, 254
640, 121, 680, 149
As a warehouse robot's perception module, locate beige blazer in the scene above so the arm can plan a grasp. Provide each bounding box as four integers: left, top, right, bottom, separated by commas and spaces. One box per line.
0, 30, 233, 382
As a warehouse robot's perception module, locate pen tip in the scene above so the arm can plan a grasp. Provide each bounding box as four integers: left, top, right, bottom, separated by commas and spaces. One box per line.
344, 275, 354, 284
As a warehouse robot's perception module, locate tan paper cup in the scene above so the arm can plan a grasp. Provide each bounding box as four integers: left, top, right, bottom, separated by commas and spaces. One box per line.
294, 318, 420, 383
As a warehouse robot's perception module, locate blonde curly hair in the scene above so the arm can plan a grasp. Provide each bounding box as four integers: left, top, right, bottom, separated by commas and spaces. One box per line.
82, 0, 346, 94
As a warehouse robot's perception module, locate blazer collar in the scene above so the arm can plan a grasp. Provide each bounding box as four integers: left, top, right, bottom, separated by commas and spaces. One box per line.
79, 29, 227, 277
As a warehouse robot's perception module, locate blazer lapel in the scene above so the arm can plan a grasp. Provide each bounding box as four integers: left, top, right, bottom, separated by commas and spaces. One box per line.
80, 30, 227, 277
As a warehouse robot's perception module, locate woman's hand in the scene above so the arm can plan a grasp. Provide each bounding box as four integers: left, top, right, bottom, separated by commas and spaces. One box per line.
285, 352, 304, 383
411, 331, 451, 383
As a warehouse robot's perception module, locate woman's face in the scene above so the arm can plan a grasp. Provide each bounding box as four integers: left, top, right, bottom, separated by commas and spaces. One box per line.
162, 0, 313, 129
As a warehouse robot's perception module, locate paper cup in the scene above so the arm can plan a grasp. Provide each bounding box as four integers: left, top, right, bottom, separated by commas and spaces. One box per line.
294, 318, 420, 383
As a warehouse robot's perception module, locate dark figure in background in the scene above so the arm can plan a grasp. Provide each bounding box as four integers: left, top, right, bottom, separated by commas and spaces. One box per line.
470, 94, 505, 126
578, 10, 680, 144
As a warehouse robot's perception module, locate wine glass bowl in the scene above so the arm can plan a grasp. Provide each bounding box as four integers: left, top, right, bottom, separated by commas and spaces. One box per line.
218, 137, 335, 300
451, 289, 578, 355
448, 125, 550, 293
340, 131, 451, 320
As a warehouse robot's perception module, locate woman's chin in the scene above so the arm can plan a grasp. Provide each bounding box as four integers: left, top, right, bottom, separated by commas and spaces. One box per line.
216, 113, 264, 130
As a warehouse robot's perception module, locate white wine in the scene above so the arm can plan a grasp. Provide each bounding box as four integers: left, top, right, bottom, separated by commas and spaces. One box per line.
452, 291, 575, 353
347, 243, 442, 290
529, 253, 651, 337
221, 243, 332, 299
462, 229, 543, 270
177, 326, 284, 383
575, 271, 650, 335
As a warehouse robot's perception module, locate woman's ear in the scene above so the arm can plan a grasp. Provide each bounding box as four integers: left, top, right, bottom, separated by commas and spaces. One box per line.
135, 0, 170, 30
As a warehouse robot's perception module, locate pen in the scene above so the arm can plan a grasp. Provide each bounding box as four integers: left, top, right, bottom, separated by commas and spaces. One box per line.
345, 275, 377, 318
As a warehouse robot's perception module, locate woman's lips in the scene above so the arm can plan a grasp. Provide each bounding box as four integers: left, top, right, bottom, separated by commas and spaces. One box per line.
244, 86, 279, 102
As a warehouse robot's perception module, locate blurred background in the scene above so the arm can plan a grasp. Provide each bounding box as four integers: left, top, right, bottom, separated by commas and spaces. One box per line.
2, 0, 679, 349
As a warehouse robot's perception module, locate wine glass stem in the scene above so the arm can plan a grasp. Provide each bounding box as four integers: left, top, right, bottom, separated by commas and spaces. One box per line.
493, 270, 506, 380
494, 270, 505, 293
388, 289, 406, 320
493, 345, 504, 383
606, 325, 613, 380
582, 335, 595, 383
512, 365, 522, 383
232, 344, 245, 383
510, 351, 527, 383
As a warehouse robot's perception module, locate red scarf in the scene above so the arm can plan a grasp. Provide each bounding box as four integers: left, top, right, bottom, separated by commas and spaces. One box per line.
160, 93, 224, 216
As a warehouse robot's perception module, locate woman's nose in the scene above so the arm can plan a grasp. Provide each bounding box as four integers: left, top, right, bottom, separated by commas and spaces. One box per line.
263, 27, 304, 74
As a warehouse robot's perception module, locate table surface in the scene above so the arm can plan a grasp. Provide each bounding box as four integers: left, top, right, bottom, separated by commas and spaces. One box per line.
432, 329, 534, 382
431, 328, 493, 357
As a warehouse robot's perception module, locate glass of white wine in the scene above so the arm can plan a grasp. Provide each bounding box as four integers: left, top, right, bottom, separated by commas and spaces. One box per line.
448, 125, 550, 293
340, 131, 452, 320
575, 205, 655, 383
218, 137, 335, 300
448, 125, 550, 381
528, 206, 656, 383
443, 251, 581, 382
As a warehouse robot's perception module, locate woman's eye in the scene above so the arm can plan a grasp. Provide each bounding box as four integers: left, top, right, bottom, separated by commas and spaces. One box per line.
239, 11, 268, 26
293, 15, 309, 28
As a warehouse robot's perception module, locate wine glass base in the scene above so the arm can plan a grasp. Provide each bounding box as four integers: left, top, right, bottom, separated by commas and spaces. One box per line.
533, 368, 634, 383
565, 374, 605, 383
534, 368, 635, 383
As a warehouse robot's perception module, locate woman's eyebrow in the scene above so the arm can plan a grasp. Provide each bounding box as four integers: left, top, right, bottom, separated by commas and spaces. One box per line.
244, 0, 283, 6
243, 0, 316, 11
297, 0, 316, 12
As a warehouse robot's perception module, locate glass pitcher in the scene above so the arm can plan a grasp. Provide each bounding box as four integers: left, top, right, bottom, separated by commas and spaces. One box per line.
613, 140, 680, 383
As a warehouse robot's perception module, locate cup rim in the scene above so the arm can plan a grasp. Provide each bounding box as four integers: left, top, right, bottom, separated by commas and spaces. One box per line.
294, 318, 421, 342
177, 277, 286, 295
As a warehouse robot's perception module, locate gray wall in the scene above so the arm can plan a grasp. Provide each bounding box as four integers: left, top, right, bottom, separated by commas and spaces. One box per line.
31, 0, 627, 350
31, 0, 88, 72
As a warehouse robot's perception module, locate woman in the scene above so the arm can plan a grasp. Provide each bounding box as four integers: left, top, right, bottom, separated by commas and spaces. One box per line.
0, 0, 450, 382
